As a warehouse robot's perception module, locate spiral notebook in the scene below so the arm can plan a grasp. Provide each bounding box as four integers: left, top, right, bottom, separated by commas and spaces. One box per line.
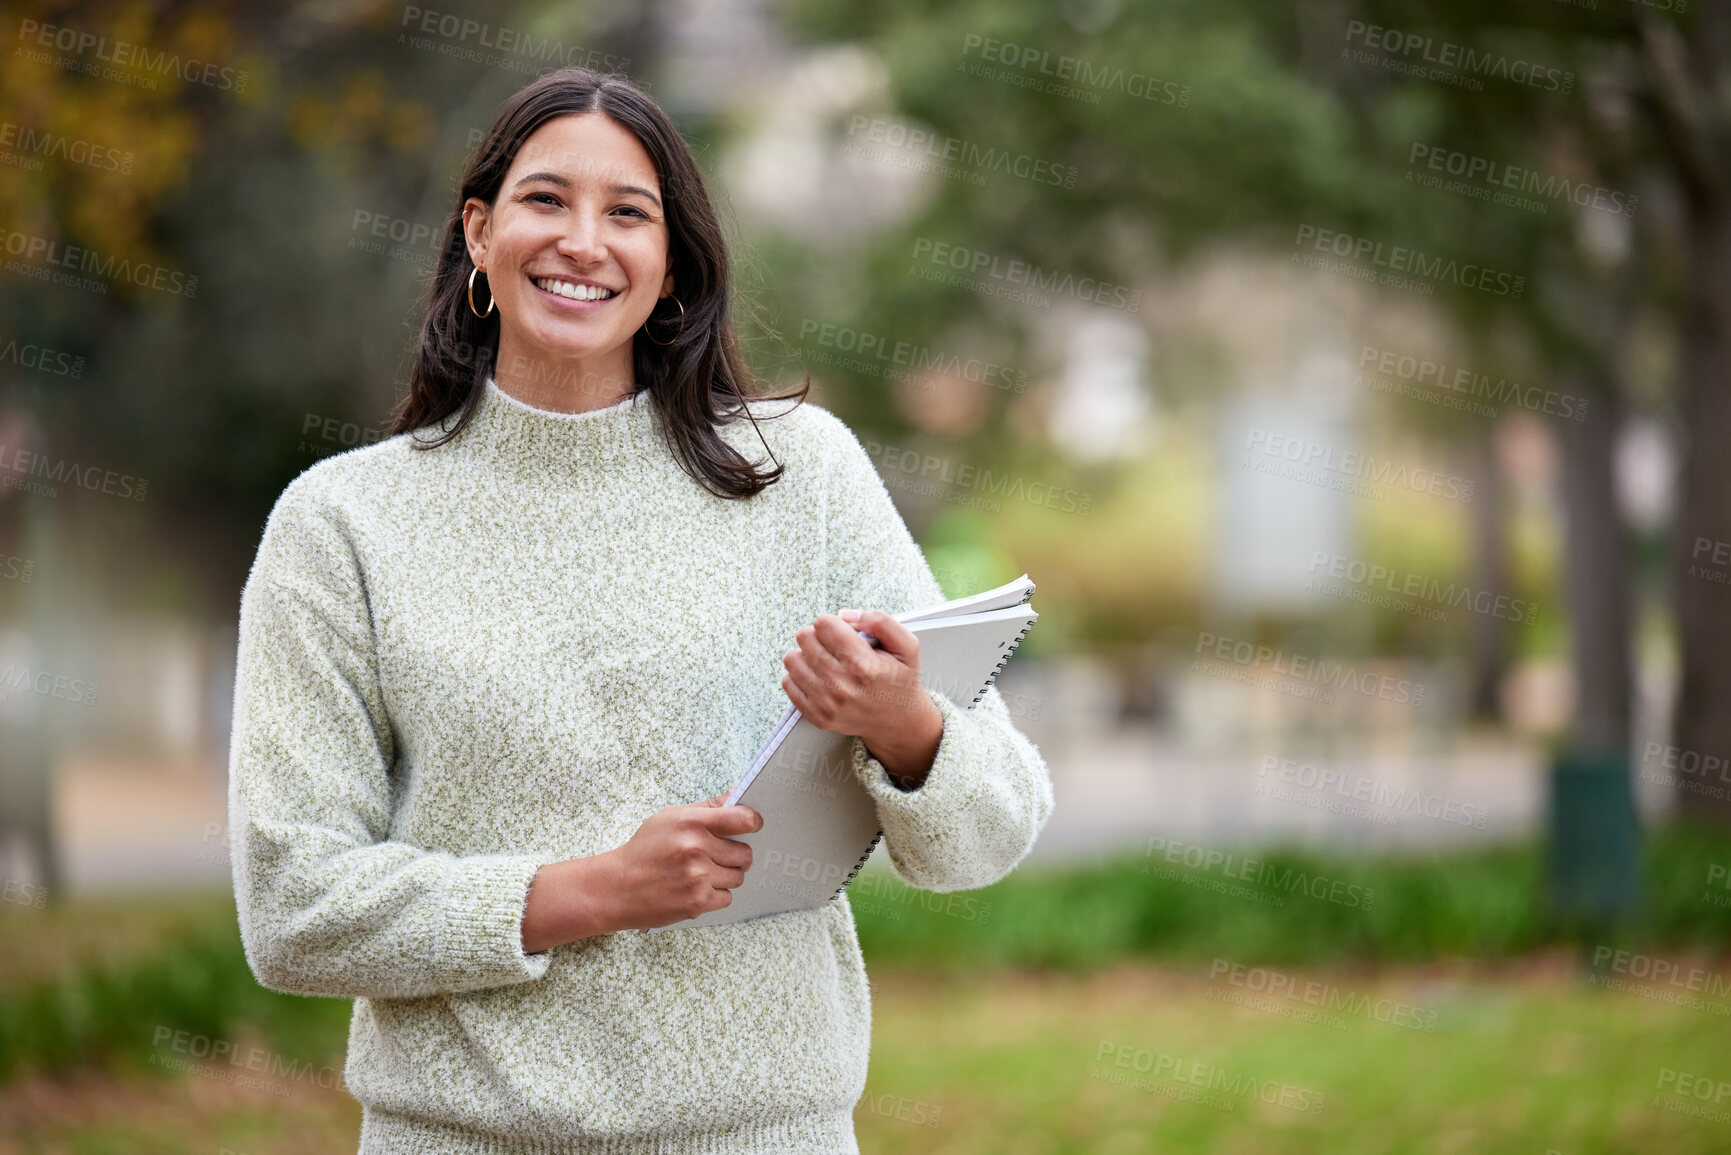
668, 574, 1038, 930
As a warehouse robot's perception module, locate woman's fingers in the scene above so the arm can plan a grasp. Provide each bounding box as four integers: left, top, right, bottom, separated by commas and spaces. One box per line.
843, 609, 919, 663
703, 828, 755, 872
793, 619, 851, 690
709, 865, 747, 891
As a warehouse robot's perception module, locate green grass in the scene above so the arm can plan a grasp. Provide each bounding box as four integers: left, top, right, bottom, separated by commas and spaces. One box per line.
851, 965, 1731, 1154
5, 965, 1728, 1154
2, 823, 1729, 1089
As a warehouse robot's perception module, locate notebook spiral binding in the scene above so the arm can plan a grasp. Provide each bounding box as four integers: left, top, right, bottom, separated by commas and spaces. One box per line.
832, 829, 885, 901
971, 615, 1037, 707
832, 581, 1036, 902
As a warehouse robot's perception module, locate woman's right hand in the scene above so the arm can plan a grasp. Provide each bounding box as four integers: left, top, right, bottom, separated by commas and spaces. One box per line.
521, 793, 762, 952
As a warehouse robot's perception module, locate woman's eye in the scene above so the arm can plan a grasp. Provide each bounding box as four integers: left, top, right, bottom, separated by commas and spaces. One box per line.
527, 192, 560, 206
613, 206, 648, 220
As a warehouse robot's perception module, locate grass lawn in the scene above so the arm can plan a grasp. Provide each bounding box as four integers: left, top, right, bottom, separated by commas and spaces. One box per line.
3, 957, 1726, 1154
858, 960, 1726, 1154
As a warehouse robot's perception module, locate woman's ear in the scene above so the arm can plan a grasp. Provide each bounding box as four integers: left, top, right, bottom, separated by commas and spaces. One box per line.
462, 201, 489, 267
661, 271, 675, 298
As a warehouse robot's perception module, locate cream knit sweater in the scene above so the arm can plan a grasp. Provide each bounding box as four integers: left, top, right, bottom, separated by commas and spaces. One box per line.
227, 376, 1054, 1154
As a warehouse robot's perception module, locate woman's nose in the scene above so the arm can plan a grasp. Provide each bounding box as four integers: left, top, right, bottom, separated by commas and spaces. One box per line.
557, 211, 608, 263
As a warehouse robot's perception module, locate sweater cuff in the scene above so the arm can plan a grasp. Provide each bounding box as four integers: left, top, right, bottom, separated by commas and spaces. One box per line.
852, 687, 967, 804
436, 854, 553, 988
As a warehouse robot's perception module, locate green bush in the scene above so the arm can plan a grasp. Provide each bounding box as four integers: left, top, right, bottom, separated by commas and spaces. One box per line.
0, 913, 349, 1083
3, 823, 1730, 1083
852, 823, 1731, 971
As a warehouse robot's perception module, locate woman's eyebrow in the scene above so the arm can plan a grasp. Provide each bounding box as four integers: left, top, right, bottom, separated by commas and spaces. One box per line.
513, 171, 663, 209
612, 183, 663, 209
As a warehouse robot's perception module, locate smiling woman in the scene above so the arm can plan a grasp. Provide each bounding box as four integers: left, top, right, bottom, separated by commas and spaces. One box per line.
461, 115, 673, 414
390, 66, 807, 498
226, 66, 1053, 1155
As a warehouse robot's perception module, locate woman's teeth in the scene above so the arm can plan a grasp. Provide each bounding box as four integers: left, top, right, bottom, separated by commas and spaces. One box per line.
533, 278, 616, 301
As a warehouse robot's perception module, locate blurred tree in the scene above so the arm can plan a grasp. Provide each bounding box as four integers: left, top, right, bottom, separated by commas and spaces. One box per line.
0, 0, 660, 611
773, 3, 1686, 828
1635, 8, 1731, 825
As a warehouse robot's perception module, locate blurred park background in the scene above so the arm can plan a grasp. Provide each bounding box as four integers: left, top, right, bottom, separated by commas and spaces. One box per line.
2, 0, 1730, 1151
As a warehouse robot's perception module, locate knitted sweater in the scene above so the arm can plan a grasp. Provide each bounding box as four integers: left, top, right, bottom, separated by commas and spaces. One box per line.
227, 376, 1054, 1154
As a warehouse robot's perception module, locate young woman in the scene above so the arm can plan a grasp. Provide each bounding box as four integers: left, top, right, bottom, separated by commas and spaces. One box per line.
228, 66, 1052, 1154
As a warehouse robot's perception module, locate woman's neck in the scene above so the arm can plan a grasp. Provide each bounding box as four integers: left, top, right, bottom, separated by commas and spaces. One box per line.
492, 341, 637, 414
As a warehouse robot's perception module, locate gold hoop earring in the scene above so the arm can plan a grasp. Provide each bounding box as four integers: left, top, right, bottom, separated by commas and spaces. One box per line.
467, 266, 495, 319
645, 296, 685, 346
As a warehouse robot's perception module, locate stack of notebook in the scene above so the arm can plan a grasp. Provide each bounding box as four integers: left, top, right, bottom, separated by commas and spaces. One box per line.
668, 574, 1038, 930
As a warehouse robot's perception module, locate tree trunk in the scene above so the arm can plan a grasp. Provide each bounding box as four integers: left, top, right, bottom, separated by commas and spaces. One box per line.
1557, 375, 1633, 757
1671, 199, 1731, 822
1465, 418, 1510, 722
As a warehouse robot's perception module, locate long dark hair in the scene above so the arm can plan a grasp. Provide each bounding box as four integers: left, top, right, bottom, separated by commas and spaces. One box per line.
389, 67, 809, 500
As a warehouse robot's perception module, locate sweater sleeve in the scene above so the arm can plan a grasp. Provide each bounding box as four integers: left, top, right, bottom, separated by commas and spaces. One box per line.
817, 413, 1055, 893
227, 480, 552, 1000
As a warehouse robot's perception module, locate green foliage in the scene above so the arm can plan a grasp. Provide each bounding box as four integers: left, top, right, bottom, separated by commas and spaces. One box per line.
0, 912, 349, 1084
3, 824, 1727, 1085
854, 823, 1731, 971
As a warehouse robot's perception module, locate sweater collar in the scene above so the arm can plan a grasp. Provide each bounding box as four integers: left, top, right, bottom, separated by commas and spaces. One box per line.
448, 375, 665, 480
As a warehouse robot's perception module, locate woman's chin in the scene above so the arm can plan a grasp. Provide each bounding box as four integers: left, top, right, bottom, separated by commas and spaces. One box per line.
512, 324, 631, 362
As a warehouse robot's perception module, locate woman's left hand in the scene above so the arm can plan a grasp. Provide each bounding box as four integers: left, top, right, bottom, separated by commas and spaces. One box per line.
781, 608, 944, 788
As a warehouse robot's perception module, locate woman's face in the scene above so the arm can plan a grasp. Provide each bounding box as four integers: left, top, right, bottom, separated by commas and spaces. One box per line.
463, 112, 674, 387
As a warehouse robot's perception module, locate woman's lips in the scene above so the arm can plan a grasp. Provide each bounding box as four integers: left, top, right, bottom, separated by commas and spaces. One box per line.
530, 276, 618, 310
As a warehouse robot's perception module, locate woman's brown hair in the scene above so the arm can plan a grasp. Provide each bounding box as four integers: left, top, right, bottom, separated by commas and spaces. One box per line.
389, 66, 809, 499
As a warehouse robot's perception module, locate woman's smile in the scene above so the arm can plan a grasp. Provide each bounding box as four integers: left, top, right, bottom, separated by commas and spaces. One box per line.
530, 274, 621, 309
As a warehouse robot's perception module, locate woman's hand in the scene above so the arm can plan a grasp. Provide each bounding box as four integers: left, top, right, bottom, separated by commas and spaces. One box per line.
781, 608, 945, 789
520, 792, 761, 952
